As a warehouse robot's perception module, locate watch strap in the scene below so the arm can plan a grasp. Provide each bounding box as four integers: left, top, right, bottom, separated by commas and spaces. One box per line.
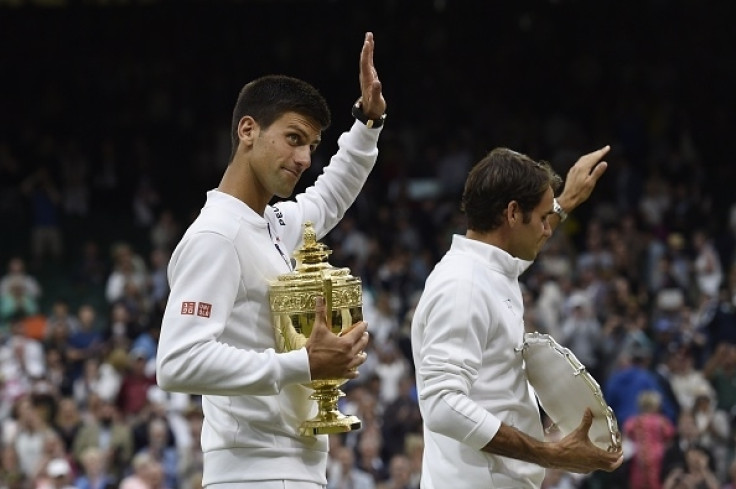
351, 98, 386, 129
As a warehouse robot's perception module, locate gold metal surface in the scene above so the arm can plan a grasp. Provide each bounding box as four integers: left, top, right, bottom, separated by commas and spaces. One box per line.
269, 221, 363, 436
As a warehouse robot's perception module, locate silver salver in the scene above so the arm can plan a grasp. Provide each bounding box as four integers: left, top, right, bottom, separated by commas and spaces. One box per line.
518, 332, 622, 452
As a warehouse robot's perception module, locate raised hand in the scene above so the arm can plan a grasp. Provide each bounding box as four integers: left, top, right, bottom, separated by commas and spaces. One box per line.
557, 145, 610, 212
358, 32, 386, 119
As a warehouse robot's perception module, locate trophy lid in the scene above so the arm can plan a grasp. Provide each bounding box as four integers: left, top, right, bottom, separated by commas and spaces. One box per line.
269, 222, 362, 315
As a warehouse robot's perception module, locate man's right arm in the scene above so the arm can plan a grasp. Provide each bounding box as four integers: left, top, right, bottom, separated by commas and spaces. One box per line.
156, 231, 310, 396
482, 410, 623, 474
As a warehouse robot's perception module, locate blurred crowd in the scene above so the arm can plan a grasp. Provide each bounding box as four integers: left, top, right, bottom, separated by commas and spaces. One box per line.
2, 2, 736, 489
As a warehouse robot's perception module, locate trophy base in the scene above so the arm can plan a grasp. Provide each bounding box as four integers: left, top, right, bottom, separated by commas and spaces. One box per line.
299, 414, 362, 436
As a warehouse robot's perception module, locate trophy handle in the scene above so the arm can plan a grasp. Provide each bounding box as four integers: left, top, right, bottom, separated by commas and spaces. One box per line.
323, 273, 333, 331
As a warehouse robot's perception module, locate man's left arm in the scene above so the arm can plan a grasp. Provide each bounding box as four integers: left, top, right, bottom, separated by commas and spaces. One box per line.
278, 32, 387, 249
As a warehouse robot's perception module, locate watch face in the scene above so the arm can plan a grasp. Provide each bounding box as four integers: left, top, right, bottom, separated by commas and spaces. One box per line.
553, 199, 567, 221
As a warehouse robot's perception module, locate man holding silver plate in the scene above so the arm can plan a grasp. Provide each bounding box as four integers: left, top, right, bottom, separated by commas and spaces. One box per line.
411, 147, 624, 488
156, 32, 385, 489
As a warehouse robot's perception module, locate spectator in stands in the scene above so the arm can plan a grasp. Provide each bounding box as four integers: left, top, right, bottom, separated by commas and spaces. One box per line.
52, 397, 83, 453
691, 393, 731, 481
692, 230, 723, 297
663, 346, 714, 413
661, 411, 703, 482
118, 452, 155, 489
117, 348, 156, 421
0, 257, 42, 301
176, 404, 204, 489
33, 430, 77, 484
39, 457, 77, 489
135, 418, 179, 489
623, 390, 676, 489
20, 166, 64, 266
44, 299, 81, 339
149, 209, 181, 253
328, 445, 376, 489
605, 344, 678, 427
129, 386, 180, 454
72, 240, 109, 288
558, 292, 604, 380
72, 356, 123, 410
356, 427, 388, 483
105, 243, 148, 305
0, 444, 25, 489
0, 314, 46, 397
74, 446, 116, 489
376, 453, 415, 489
147, 248, 170, 313
662, 444, 720, 489
703, 342, 736, 420
11, 396, 56, 479
380, 375, 421, 462
722, 458, 736, 489
72, 398, 133, 482
0, 281, 39, 333
65, 304, 104, 381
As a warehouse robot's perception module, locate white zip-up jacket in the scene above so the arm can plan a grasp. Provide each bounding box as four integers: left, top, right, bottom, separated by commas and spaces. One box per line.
411, 235, 545, 488
156, 121, 381, 486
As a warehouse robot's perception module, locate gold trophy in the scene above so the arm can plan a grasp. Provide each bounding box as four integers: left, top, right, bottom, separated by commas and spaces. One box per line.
269, 221, 363, 436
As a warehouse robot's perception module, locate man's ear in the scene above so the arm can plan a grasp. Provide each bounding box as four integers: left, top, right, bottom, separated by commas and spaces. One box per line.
237, 116, 258, 148
506, 201, 520, 226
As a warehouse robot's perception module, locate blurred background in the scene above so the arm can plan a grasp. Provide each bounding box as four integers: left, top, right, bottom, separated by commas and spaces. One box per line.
1, 1, 736, 488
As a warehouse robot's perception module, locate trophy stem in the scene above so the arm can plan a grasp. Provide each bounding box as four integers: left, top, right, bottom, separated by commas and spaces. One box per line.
299, 384, 361, 436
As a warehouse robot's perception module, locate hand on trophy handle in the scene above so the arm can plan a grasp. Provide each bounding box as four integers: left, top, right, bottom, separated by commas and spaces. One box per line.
307, 296, 369, 380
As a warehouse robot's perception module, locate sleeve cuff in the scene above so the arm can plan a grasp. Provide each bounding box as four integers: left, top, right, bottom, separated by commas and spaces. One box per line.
345, 120, 382, 153
465, 411, 502, 450
278, 348, 312, 387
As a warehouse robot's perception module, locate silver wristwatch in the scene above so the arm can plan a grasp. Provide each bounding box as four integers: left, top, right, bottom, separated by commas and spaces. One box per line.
553, 198, 568, 222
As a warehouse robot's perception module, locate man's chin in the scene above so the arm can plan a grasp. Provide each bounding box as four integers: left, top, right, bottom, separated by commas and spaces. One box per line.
274, 187, 297, 199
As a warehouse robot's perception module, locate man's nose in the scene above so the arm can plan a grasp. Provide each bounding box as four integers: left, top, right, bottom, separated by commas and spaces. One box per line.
294, 146, 312, 168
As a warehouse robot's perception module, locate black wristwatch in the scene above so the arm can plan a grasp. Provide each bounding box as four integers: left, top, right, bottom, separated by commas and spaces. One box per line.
352, 98, 386, 129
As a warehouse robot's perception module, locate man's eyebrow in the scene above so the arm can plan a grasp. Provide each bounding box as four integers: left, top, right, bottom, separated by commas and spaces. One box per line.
286, 124, 321, 145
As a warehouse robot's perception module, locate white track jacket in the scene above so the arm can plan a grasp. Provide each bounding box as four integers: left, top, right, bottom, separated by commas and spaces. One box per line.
157, 121, 381, 486
411, 235, 545, 489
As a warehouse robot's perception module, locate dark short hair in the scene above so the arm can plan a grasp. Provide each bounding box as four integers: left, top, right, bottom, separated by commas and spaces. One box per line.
229, 75, 331, 162
461, 148, 562, 232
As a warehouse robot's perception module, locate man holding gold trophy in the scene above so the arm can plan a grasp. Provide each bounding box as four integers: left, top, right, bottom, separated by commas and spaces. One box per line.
157, 32, 385, 489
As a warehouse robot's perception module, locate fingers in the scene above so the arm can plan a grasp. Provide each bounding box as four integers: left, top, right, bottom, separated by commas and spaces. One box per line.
589, 160, 608, 181
360, 32, 375, 91
609, 454, 625, 471
311, 296, 328, 335
579, 407, 594, 433
358, 31, 386, 119
347, 350, 369, 371
574, 145, 609, 172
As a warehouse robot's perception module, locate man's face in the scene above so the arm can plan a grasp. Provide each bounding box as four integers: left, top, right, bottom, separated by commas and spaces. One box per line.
508, 186, 554, 261
248, 111, 322, 199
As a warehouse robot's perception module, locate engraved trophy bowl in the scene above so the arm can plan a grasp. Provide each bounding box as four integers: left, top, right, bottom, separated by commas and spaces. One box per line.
269, 221, 363, 436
